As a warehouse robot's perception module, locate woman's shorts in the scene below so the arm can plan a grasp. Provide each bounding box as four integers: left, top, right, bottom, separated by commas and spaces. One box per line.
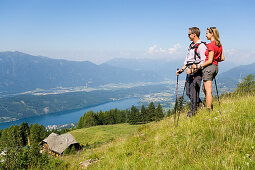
202, 64, 218, 81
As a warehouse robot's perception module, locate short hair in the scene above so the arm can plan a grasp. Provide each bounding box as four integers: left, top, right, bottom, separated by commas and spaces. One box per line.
189, 27, 200, 38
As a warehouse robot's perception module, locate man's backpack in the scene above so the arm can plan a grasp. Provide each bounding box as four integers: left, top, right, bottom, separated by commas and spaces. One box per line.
189, 41, 207, 61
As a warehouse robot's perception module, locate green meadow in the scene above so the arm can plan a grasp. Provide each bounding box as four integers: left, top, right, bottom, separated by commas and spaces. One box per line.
69, 123, 141, 147
64, 93, 255, 169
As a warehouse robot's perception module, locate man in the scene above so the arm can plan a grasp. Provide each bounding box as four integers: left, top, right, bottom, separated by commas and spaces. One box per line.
176, 27, 207, 116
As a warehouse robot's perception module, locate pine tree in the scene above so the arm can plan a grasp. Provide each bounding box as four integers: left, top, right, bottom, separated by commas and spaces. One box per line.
77, 116, 84, 129
141, 105, 147, 123
19, 122, 30, 146
128, 105, 139, 125
108, 109, 116, 124
0, 129, 8, 148
29, 123, 42, 145
166, 109, 173, 117
155, 103, 165, 121
236, 74, 255, 94
147, 102, 156, 121
30, 143, 41, 165
114, 108, 122, 124
97, 110, 104, 125
83, 111, 99, 127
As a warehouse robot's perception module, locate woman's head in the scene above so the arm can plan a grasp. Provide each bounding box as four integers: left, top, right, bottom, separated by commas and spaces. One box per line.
206, 27, 221, 47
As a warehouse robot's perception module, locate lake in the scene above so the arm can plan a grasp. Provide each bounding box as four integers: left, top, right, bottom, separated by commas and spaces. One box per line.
0, 98, 140, 129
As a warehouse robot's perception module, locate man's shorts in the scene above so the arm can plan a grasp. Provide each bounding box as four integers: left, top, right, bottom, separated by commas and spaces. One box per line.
202, 64, 218, 81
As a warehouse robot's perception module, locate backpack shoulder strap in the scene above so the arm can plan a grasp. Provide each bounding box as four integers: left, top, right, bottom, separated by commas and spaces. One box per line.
194, 42, 207, 61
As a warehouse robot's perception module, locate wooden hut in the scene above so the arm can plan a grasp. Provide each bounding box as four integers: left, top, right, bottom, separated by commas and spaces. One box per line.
41, 133, 81, 156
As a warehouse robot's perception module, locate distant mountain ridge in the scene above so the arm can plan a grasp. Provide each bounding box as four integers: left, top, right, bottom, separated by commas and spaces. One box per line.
217, 62, 255, 88
103, 58, 238, 80
0, 51, 162, 94
103, 58, 182, 79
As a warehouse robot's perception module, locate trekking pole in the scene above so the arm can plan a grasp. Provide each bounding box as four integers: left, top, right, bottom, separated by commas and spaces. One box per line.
176, 76, 187, 126
174, 69, 179, 124
214, 78, 222, 114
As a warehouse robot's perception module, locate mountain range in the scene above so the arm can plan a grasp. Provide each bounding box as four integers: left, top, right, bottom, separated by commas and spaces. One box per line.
0, 51, 253, 95
217, 62, 255, 88
104, 57, 255, 89
103, 58, 238, 80
0, 52, 162, 95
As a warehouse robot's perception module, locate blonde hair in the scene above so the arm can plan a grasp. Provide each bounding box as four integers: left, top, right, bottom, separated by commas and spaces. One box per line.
207, 27, 221, 47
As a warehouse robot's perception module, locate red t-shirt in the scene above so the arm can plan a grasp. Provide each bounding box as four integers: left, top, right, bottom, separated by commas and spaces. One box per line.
205, 41, 223, 66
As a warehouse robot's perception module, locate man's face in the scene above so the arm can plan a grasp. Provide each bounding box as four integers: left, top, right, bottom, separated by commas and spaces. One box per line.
188, 30, 195, 41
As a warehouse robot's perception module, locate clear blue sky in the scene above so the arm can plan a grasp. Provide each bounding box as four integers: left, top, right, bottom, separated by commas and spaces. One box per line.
0, 0, 254, 64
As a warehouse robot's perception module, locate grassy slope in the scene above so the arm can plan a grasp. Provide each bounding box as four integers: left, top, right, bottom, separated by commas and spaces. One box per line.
86, 95, 255, 169
69, 123, 141, 146
63, 124, 140, 166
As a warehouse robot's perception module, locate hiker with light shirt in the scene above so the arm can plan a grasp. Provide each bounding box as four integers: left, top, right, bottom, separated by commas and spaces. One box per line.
194, 27, 225, 112
176, 27, 207, 117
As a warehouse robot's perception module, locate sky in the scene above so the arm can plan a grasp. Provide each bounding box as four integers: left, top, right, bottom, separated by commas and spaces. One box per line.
0, 0, 254, 65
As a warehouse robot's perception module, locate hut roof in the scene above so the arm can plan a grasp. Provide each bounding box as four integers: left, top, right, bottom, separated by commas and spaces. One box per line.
43, 133, 78, 154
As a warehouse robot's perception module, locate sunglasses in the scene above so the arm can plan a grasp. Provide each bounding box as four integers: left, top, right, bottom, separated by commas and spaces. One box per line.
208, 27, 216, 33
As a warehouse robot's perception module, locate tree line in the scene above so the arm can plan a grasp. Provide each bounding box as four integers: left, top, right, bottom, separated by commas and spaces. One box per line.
0, 123, 70, 169
77, 102, 165, 128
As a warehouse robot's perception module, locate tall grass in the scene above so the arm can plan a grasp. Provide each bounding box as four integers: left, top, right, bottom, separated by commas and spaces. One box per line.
62, 123, 140, 167
87, 94, 255, 169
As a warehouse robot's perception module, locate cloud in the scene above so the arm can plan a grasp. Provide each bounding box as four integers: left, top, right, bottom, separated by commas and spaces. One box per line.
223, 48, 255, 65
224, 49, 238, 56
148, 43, 181, 55
168, 43, 181, 54
148, 45, 158, 54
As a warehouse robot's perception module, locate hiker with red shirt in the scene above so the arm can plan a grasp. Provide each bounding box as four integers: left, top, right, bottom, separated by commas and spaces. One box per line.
195, 27, 225, 111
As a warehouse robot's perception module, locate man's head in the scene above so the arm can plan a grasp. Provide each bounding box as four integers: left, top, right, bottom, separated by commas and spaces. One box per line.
188, 27, 200, 42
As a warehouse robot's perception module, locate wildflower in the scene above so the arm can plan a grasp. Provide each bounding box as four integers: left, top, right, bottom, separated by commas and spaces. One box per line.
209, 119, 211, 121
214, 117, 217, 120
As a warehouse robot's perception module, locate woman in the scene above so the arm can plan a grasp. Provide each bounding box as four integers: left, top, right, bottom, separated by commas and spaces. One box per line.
197, 27, 225, 111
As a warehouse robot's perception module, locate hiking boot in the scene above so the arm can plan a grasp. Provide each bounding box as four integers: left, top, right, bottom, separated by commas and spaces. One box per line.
187, 111, 193, 117
198, 101, 205, 109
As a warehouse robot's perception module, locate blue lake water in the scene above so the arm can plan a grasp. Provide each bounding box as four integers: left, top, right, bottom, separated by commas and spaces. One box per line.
0, 98, 140, 129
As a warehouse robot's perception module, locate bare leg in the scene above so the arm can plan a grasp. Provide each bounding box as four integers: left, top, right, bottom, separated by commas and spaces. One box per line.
204, 80, 213, 109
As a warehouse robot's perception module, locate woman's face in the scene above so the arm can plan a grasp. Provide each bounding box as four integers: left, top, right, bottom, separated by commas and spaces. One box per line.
206, 29, 213, 40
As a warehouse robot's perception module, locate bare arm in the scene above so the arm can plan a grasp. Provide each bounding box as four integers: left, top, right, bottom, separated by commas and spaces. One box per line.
201, 51, 214, 67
